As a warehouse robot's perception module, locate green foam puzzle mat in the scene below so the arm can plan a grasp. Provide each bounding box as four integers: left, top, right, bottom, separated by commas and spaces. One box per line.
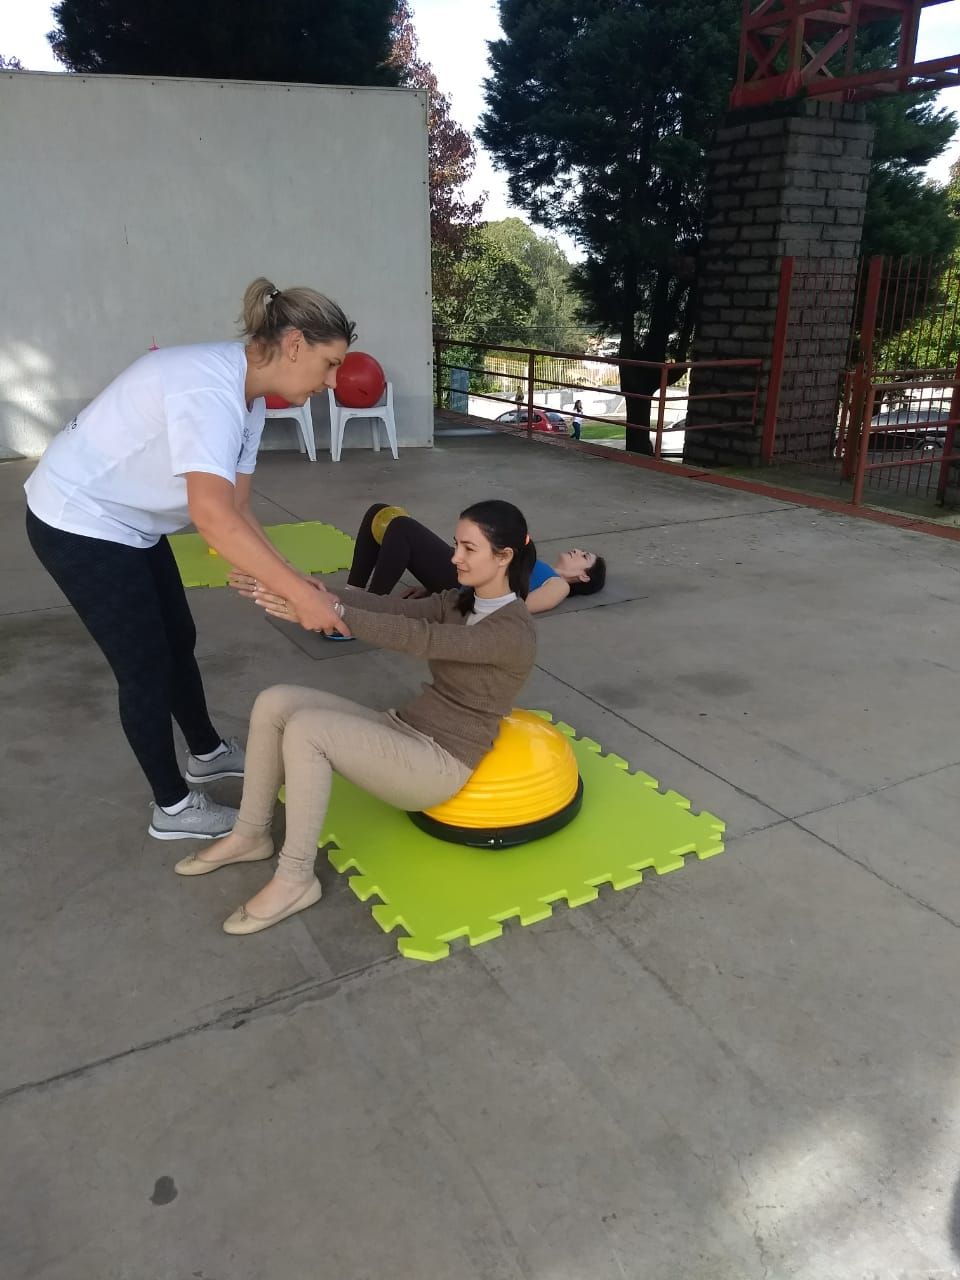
316, 711, 725, 962
170, 521, 354, 587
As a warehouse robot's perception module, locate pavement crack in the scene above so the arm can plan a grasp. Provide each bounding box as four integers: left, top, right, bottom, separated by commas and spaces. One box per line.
792, 824, 960, 930
788, 756, 960, 823
532, 662, 788, 821
0, 953, 399, 1106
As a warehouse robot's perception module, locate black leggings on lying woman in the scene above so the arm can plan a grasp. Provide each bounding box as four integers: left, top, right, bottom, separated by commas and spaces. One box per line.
347, 504, 458, 596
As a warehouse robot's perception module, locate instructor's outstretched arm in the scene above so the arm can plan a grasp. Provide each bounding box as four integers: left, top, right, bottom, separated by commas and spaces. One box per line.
187, 473, 345, 634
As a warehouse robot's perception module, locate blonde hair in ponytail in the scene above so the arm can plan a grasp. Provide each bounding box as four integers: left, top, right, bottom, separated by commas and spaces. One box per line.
240, 277, 355, 360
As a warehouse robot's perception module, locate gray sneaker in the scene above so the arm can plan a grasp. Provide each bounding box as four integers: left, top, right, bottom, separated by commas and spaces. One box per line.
148, 790, 239, 841
184, 736, 245, 784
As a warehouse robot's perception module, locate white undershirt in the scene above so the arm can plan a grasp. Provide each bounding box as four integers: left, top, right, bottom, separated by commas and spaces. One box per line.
467, 591, 517, 625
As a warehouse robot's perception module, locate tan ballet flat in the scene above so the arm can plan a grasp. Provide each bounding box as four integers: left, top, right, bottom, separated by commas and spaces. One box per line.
174, 837, 274, 876
222, 878, 322, 935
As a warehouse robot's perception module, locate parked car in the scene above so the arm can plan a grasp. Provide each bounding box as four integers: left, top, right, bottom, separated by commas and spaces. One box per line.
868, 405, 953, 450
495, 408, 568, 433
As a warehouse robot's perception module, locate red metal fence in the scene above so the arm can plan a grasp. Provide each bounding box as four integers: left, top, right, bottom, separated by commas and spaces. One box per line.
767, 254, 960, 506
438, 255, 960, 511
433, 338, 763, 460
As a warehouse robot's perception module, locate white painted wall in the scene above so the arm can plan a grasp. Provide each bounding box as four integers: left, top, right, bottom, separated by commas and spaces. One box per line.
0, 72, 433, 457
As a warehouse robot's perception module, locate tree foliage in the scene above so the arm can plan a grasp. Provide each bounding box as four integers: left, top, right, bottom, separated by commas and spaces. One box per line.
390, 2, 484, 256
872, 162, 960, 376
48, 0, 398, 85
432, 234, 535, 345
857, 22, 958, 261
482, 218, 586, 351
0, 54, 24, 69
480, 0, 742, 451
481, 0, 959, 452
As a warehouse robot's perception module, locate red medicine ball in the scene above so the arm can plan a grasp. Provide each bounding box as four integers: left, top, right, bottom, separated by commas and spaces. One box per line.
335, 351, 386, 409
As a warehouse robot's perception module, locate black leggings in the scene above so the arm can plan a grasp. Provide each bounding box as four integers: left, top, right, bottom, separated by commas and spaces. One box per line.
347, 504, 459, 596
26, 509, 222, 807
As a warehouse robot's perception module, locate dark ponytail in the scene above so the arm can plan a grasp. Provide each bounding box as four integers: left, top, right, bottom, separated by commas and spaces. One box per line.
456, 499, 536, 616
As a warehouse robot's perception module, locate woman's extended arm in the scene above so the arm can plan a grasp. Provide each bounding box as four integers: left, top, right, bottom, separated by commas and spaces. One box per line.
341, 598, 534, 664
187, 473, 346, 634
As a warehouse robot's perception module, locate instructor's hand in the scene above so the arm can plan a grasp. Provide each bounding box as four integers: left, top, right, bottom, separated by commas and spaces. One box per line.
255, 585, 350, 636
230, 570, 328, 601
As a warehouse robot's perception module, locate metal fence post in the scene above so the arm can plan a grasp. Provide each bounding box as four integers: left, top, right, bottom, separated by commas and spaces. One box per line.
526, 351, 535, 435
851, 383, 876, 507
844, 256, 884, 486
654, 365, 669, 459
760, 257, 794, 465
936, 350, 960, 503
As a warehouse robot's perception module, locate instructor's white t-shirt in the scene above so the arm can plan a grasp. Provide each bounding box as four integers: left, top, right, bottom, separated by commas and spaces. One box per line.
24, 342, 266, 549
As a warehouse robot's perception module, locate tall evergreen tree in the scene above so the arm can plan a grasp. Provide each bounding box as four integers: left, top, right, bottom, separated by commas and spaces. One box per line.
48, 0, 398, 86
481, 0, 742, 452
856, 21, 957, 260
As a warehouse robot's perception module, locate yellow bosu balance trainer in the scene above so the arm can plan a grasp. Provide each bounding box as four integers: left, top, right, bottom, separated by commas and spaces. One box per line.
410, 709, 583, 848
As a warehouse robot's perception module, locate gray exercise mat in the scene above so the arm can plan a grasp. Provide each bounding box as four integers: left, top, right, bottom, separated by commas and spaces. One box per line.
266, 613, 378, 660
548, 578, 643, 615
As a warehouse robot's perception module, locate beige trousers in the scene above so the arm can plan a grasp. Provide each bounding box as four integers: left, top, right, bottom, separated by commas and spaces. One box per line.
234, 685, 471, 882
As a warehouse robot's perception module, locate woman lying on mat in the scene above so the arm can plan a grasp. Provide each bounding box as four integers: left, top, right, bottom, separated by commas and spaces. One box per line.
24, 277, 354, 842
175, 500, 538, 936
347, 502, 606, 614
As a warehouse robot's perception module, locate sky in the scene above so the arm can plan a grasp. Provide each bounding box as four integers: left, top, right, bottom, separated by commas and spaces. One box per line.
6, 1, 960, 233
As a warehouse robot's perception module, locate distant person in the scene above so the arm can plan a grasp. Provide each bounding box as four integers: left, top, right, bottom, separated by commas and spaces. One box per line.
571, 400, 584, 441
345, 503, 606, 615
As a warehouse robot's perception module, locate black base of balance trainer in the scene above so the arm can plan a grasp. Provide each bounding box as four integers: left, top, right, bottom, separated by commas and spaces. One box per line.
408, 777, 584, 849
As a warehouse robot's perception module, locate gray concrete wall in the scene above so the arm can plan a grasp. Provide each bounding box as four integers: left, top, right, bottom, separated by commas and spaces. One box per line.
0, 71, 433, 457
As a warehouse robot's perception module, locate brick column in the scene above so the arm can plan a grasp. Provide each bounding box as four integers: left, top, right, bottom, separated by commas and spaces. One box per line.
684, 99, 874, 466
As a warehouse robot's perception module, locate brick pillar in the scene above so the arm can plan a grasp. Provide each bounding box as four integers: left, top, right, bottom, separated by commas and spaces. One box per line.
684, 99, 874, 466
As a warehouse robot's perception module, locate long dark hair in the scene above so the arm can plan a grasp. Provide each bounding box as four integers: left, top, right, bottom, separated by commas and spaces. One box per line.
456, 499, 536, 616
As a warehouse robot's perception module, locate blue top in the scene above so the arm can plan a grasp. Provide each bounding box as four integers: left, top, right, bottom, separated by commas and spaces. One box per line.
529, 559, 559, 591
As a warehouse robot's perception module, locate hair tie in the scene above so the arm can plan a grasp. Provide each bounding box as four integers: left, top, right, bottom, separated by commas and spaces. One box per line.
266, 288, 281, 305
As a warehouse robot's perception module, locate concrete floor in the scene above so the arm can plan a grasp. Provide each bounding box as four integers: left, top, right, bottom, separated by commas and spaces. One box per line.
4, 429, 960, 1279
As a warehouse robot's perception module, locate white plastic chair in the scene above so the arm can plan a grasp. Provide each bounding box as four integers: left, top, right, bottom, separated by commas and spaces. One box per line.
327, 384, 398, 462
264, 398, 316, 462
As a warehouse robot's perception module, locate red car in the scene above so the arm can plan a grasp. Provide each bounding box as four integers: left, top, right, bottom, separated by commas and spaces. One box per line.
496, 408, 568, 433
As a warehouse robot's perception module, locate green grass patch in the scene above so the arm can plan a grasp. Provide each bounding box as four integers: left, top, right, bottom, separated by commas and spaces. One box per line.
581, 423, 626, 441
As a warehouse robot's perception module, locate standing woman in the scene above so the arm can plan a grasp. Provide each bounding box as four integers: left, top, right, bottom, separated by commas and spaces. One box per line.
25, 278, 353, 840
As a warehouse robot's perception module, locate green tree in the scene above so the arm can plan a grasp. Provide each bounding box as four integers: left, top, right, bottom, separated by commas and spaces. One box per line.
873, 161, 960, 376
481, 0, 742, 452
433, 233, 535, 346
482, 218, 587, 351
481, 1, 960, 454
390, 2, 484, 256
389, 1, 486, 339
857, 23, 957, 260
48, 0, 398, 85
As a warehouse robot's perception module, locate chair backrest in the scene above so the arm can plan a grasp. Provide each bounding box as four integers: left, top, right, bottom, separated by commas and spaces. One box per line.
330, 381, 390, 410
